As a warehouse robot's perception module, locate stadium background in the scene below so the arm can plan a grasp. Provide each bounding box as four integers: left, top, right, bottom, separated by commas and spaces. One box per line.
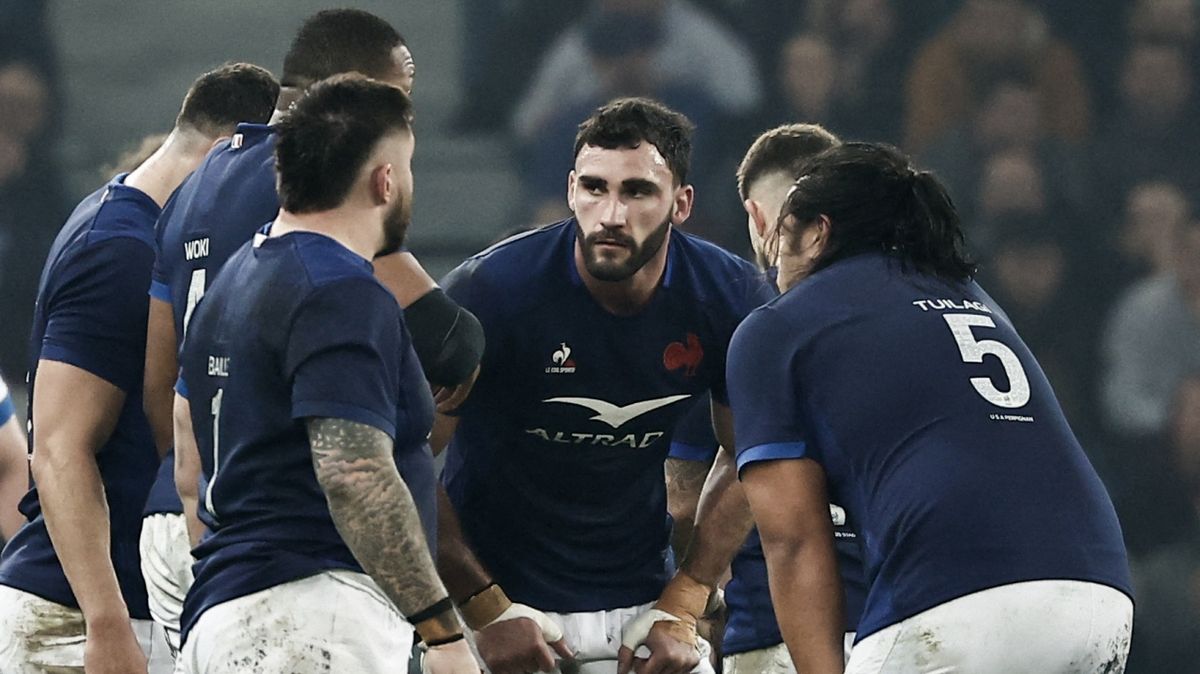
0, 0, 1196, 670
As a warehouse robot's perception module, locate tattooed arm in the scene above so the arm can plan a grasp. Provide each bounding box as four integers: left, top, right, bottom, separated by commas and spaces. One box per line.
665, 457, 713, 560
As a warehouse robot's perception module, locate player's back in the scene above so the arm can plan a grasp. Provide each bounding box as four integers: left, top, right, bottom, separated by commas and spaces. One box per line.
151, 123, 278, 339
749, 253, 1131, 639
178, 230, 422, 640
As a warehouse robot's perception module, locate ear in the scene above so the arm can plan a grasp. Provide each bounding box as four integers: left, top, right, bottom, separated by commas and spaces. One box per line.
566, 169, 577, 212
371, 163, 393, 206
811, 214, 832, 250
671, 184, 695, 225
745, 199, 769, 239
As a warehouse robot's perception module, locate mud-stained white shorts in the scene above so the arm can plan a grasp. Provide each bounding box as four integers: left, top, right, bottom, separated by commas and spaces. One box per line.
722, 633, 855, 673
0, 584, 174, 673
177, 569, 413, 674
541, 603, 715, 674
140, 512, 194, 654
845, 580, 1133, 673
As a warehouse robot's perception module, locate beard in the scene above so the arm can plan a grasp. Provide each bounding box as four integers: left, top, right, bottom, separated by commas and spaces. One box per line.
575, 214, 672, 282
375, 190, 411, 258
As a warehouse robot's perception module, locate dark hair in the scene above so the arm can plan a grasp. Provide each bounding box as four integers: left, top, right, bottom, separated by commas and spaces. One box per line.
574, 97, 694, 184
176, 63, 279, 137
736, 123, 840, 201
779, 142, 977, 281
275, 74, 414, 214
282, 9, 406, 88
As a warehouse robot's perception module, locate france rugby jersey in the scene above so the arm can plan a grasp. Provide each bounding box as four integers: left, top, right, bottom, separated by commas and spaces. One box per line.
178, 231, 435, 642
669, 395, 867, 654
142, 123, 278, 517
441, 219, 774, 612
729, 253, 1133, 641
0, 175, 159, 618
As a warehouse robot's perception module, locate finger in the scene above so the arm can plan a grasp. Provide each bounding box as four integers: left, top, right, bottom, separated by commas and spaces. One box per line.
616, 645, 636, 674
550, 638, 575, 661
533, 640, 557, 672
436, 384, 471, 413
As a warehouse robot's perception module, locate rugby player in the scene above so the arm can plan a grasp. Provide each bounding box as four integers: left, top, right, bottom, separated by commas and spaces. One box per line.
142, 8, 483, 648
0, 373, 27, 541
435, 97, 775, 674
173, 75, 475, 674
0, 63, 279, 674
729, 142, 1134, 672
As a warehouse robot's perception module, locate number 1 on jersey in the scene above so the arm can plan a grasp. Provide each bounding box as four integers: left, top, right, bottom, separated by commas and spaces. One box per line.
943, 313, 1031, 409
205, 388, 223, 520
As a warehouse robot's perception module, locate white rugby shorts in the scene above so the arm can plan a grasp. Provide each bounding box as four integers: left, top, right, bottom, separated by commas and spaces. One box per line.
139, 512, 194, 654
0, 584, 174, 673
722, 632, 855, 673
176, 569, 414, 674
845, 580, 1133, 673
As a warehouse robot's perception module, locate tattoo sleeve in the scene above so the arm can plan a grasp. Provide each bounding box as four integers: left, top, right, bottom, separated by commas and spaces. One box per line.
665, 456, 713, 558
308, 417, 449, 616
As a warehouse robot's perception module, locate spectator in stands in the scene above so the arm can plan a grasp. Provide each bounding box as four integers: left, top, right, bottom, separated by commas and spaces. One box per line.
511, 0, 762, 142
1102, 216, 1200, 438
903, 0, 1092, 154
1093, 42, 1200, 205
1126, 373, 1200, 673
1102, 182, 1193, 304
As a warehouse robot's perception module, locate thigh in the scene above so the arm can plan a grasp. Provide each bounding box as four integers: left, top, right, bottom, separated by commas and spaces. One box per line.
139, 513, 194, 651
0, 584, 86, 672
181, 571, 413, 674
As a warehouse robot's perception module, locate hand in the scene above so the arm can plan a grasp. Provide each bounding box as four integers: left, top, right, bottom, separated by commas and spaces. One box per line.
433, 366, 480, 413
477, 617, 574, 674
423, 638, 481, 673
617, 619, 701, 674
84, 618, 147, 674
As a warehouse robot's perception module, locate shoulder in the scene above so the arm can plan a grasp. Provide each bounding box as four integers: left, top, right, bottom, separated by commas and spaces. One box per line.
669, 230, 773, 313
443, 221, 572, 301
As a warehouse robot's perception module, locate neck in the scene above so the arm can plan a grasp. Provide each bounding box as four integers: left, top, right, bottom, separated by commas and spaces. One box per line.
574, 233, 670, 316
123, 130, 210, 207
270, 207, 378, 261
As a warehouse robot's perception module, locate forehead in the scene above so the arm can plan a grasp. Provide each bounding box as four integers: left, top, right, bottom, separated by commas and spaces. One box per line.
393, 44, 415, 69
574, 142, 674, 184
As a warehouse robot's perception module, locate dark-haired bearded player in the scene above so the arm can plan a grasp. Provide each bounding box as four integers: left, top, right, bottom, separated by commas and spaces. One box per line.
434, 96, 775, 674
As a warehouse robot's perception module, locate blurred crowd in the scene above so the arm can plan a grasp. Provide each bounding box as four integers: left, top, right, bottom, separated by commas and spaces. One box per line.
0, 0, 1197, 670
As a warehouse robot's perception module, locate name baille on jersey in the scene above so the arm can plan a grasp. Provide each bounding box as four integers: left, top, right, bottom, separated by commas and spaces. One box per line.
440, 219, 775, 612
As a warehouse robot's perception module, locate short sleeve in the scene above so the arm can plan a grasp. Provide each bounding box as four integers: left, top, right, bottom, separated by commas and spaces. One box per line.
149, 191, 178, 300
439, 260, 502, 417
668, 393, 718, 462
0, 376, 14, 427
727, 307, 811, 476
40, 236, 155, 392
285, 280, 403, 438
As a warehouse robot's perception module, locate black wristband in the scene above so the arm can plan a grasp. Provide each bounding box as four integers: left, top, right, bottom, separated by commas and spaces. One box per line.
424, 633, 465, 648
407, 596, 455, 625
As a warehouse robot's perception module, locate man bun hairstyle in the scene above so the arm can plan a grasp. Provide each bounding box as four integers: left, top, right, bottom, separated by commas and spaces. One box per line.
176, 62, 279, 137
780, 142, 977, 281
282, 9, 406, 89
736, 123, 840, 201
274, 74, 414, 214
574, 97, 694, 185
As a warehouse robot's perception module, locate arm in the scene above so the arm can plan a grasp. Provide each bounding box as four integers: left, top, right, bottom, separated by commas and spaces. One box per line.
172, 393, 205, 547
0, 413, 28, 541
664, 456, 710, 559
143, 297, 177, 459
742, 458, 843, 674
31, 359, 146, 671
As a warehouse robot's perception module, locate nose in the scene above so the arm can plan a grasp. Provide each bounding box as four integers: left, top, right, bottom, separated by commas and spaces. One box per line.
597, 193, 628, 230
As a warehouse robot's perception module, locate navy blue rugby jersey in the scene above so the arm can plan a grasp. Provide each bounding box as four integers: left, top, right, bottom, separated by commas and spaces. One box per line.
669, 395, 866, 654
142, 123, 278, 517
441, 219, 775, 612
728, 253, 1133, 641
0, 175, 159, 618
177, 231, 435, 642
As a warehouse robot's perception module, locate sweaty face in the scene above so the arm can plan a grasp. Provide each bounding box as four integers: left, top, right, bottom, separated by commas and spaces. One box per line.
569, 143, 684, 282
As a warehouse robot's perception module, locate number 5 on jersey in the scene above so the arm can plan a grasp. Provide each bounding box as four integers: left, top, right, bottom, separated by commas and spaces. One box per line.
943, 313, 1031, 409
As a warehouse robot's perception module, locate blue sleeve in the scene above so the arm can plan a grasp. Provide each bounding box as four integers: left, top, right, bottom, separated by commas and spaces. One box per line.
439, 259, 500, 417
668, 393, 718, 462
709, 269, 777, 407
727, 308, 811, 476
150, 190, 178, 298
0, 376, 14, 427
285, 280, 403, 438
40, 236, 155, 392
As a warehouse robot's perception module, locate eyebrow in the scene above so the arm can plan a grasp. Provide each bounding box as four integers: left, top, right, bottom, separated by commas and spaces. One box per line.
577, 175, 662, 193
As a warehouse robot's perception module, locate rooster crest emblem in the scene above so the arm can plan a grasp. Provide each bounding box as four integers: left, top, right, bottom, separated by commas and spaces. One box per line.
552, 343, 572, 366
663, 333, 703, 376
